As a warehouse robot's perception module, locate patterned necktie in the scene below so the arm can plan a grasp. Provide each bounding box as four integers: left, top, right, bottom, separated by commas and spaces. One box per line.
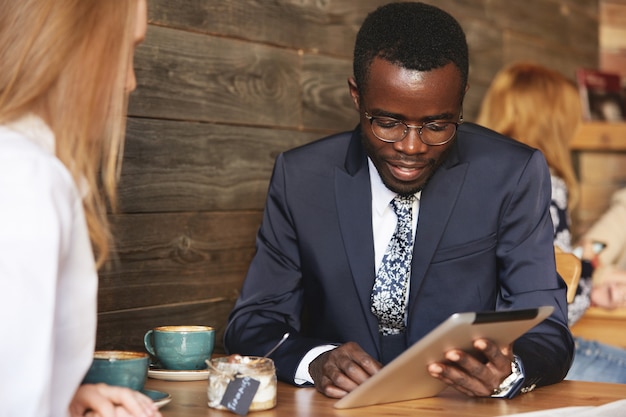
371, 194, 415, 335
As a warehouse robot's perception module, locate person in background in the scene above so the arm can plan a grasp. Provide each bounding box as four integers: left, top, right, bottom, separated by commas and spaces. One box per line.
0, 0, 162, 416
580, 187, 626, 309
225, 2, 573, 401
476, 61, 626, 384
476, 62, 581, 301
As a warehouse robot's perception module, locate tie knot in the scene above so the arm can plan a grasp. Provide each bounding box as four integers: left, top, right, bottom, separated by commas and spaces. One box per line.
390, 195, 414, 216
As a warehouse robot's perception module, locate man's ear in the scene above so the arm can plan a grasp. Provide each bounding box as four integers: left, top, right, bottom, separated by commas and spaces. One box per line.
348, 76, 361, 112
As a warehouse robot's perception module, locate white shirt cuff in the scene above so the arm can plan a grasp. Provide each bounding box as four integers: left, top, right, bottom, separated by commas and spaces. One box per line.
294, 345, 337, 385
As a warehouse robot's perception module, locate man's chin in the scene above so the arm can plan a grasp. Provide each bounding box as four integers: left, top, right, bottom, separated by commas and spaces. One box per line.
380, 177, 424, 195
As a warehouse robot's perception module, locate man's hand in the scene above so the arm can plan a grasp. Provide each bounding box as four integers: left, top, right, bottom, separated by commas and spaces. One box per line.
427, 339, 514, 397
308, 341, 382, 398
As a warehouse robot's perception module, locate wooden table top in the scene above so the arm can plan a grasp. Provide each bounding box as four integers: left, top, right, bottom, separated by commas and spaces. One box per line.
146, 377, 626, 417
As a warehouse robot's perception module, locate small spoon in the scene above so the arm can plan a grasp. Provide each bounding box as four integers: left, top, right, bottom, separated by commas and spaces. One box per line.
263, 332, 290, 358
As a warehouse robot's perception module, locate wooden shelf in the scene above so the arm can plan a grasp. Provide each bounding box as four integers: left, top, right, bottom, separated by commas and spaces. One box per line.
570, 122, 626, 150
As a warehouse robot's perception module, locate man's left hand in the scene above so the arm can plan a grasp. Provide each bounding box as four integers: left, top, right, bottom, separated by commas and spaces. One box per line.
427, 339, 514, 397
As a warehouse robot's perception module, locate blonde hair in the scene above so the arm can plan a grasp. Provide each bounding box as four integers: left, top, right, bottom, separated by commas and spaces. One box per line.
476, 62, 581, 209
0, 0, 139, 267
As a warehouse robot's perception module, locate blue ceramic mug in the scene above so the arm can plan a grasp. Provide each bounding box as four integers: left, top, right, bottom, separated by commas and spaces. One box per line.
144, 325, 215, 370
82, 350, 149, 391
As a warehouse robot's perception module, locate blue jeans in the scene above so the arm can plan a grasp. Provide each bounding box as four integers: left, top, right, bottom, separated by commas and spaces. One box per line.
565, 337, 626, 383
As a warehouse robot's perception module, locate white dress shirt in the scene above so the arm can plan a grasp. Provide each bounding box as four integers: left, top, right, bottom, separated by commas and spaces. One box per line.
294, 158, 420, 384
0, 115, 98, 417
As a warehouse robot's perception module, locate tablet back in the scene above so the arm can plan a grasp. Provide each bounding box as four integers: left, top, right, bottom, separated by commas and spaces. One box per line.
334, 306, 554, 409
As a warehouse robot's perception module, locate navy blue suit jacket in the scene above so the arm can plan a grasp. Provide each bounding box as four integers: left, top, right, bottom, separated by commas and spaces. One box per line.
225, 123, 574, 391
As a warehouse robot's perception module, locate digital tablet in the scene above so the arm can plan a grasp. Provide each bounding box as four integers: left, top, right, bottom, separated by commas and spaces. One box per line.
334, 305, 554, 409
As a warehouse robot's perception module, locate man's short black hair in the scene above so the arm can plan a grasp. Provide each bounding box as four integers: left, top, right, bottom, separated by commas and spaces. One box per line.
353, 2, 468, 97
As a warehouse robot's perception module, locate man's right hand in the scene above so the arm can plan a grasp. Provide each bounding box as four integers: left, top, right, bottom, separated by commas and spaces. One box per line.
308, 341, 382, 398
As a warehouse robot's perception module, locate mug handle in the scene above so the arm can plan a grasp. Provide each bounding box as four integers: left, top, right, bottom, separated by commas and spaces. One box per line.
143, 330, 156, 356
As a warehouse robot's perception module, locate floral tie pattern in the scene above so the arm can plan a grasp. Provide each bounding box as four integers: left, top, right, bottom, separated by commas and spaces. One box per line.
371, 195, 415, 335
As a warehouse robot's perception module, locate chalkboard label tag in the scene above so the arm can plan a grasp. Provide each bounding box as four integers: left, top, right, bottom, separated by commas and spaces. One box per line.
220, 374, 260, 416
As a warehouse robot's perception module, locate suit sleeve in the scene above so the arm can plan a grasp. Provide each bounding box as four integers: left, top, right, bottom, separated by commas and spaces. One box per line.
224, 153, 332, 382
496, 150, 574, 389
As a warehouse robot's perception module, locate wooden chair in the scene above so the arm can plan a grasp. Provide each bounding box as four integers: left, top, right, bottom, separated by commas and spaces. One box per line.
554, 246, 582, 303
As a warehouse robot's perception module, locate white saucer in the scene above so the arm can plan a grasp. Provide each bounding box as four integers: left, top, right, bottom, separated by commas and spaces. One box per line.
148, 367, 210, 381
141, 389, 172, 409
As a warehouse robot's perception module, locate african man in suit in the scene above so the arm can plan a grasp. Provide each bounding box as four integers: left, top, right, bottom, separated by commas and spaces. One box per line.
225, 2, 573, 400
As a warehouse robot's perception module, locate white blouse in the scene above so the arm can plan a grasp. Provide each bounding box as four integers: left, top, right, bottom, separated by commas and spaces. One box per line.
0, 115, 97, 417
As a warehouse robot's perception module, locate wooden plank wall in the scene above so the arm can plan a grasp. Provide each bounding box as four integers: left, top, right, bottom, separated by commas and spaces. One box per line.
96, 0, 599, 354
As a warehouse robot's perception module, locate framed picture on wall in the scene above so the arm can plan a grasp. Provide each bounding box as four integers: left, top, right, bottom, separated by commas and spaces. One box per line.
576, 68, 625, 122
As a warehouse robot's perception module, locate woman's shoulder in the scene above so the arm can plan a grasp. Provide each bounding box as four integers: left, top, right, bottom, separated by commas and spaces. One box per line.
0, 124, 79, 210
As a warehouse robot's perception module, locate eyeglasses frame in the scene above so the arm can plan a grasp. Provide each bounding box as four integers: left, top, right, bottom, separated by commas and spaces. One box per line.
364, 111, 464, 146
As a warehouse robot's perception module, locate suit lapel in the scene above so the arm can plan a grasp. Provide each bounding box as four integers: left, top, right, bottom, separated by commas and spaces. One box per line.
335, 130, 381, 354
407, 142, 468, 325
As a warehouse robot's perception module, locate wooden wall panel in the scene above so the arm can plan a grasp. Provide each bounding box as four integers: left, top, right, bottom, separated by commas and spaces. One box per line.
490, 0, 568, 42
129, 26, 301, 127
147, 0, 365, 56
301, 54, 356, 132
97, 0, 601, 353
99, 211, 262, 311
96, 299, 234, 354
118, 118, 319, 213
462, 20, 503, 120
421, 0, 488, 22
96, 211, 263, 354
503, 32, 596, 80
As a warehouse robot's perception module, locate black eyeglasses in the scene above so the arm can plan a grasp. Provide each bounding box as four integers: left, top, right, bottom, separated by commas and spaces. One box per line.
364, 112, 463, 145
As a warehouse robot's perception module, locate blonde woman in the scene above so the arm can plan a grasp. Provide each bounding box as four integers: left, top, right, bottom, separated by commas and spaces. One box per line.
477, 62, 626, 384
476, 62, 580, 250
0, 1, 161, 416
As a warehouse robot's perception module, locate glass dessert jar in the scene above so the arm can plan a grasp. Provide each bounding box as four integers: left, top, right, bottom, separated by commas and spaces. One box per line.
207, 355, 277, 412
